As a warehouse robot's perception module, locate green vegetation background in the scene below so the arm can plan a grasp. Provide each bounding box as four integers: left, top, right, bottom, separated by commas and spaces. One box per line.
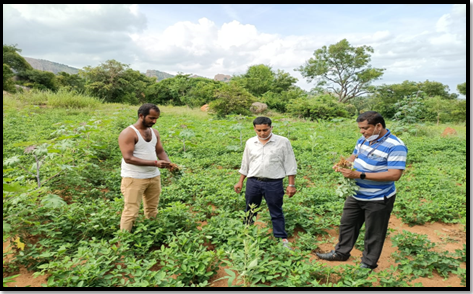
3, 91, 466, 287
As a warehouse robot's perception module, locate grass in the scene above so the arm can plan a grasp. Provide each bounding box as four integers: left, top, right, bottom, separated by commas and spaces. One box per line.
3, 88, 104, 109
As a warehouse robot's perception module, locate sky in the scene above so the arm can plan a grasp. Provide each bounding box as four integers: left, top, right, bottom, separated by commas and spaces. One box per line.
3, 4, 467, 97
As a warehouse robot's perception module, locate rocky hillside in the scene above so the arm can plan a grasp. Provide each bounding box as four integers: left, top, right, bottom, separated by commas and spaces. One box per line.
145, 70, 175, 81
23, 57, 232, 82
23, 57, 80, 75
214, 74, 231, 82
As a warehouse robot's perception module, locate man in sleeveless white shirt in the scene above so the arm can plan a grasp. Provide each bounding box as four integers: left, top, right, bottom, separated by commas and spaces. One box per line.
118, 103, 172, 232
234, 116, 297, 250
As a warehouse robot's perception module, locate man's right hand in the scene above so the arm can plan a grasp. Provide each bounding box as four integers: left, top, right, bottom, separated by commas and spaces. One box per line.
234, 183, 243, 194
156, 160, 171, 168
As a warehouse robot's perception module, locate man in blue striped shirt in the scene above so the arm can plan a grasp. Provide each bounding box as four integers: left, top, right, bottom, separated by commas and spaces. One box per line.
316, 111, 408, 270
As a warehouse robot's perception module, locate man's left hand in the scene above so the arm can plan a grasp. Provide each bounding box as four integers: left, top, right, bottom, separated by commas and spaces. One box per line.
286, 186, 296, 198
337, 168, 357, 179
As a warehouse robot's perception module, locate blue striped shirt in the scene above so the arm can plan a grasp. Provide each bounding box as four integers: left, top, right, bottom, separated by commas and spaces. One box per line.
352, 129, 407, 201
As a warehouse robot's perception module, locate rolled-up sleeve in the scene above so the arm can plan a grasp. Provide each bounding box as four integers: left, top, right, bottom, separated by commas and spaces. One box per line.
283, 140, 297, 176
238, 141, 250, 176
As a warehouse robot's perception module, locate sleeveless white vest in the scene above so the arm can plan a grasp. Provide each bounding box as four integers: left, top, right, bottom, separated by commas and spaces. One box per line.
121, 125, 160, 179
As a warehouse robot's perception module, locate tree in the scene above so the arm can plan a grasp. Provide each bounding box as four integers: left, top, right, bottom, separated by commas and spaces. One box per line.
183, 78, 223, 108
167, 73, 193, 106
424, 96, 451, 125
56, 72, 86, 93
261, 87, 306, 113
271, 69, 299, 94
231, 64, 275, 97
418, 80, 457, 100
208, 82, 256, 117
296, 39, 384, 103
3, 64, 16, 92
16, 69, 59, 91
145, 78, 176, 105
3, 44, 33, 92
286, 93, 351, 121
370, 81, 419, 118
457, 82, 466, 96
80, 59, 155, 104
393, 94, 426, 125
3, 44, 32, 73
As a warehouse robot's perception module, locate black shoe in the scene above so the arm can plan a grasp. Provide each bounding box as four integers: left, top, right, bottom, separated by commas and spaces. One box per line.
316, 250, 349, 261
360, 262, 377, 270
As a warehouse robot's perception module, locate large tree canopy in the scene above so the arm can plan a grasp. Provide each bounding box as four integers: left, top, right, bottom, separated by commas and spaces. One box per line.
79, 59, 156, 104
297, 39, 384, 103
457, 82, 466, 96
231, 64, 298, 97
3, 44, 32, 73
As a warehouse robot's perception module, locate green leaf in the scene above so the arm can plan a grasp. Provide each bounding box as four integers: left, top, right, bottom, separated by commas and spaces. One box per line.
3, 156, 20, 166
41, 194, 67, 209
248, 258, 258, 269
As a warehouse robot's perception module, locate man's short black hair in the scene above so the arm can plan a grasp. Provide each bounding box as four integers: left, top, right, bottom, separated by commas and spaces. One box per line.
356, 111, 386, 128
138, 103, 160, 118
253, 116, 272, 126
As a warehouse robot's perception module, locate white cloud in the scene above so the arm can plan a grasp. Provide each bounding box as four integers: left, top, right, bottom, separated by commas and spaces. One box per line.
2, 4, 466, 94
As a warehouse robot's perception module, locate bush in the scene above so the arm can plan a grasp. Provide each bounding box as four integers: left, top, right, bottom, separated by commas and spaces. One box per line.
286, 94, 350, 120
261, 88, 306, 113
208, 83, 256, 117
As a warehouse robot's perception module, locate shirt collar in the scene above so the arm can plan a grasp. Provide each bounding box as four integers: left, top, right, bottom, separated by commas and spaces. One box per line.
252, 133, 277, 143
375, 128, 391, 142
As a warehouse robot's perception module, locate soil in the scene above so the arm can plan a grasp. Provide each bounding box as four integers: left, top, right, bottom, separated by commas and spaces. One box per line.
3, 215, 466, 288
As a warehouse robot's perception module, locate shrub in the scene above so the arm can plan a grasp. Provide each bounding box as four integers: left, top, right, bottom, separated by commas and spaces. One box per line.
286, 94, 350, 120
208, 83, 256, 118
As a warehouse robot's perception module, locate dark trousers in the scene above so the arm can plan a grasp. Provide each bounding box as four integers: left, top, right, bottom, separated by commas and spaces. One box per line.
245, 177, 287, 239
334, 195, 396, 268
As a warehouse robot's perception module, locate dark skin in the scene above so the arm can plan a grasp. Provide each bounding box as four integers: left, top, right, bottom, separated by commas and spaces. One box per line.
333, 120, 403, 181
118, 108, 171, 168
234, 123, 296, 197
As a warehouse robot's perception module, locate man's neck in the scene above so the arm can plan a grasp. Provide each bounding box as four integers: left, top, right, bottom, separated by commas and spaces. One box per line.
133, 121, 147, 131
370, 129, 388, 145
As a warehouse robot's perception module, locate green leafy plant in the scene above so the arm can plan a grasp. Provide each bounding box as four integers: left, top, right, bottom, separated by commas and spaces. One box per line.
391, 231, 461, 279
334, 156, 359, 198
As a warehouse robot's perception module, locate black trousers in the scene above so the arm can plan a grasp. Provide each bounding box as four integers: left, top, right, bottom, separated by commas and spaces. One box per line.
244, 177, 287, 239
334, 195, 396, 268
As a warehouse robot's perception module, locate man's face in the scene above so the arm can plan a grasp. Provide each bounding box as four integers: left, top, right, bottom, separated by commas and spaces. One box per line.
141, 109, 160, 128
254, 124, 272, 138
357, 120, 380, 139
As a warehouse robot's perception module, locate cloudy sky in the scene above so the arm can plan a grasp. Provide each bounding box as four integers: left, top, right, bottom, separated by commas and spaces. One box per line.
3, 4, 467, 96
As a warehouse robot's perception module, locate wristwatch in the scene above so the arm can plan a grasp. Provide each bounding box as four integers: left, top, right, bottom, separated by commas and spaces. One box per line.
360, 172, 366, 180
288, 184, 295, 187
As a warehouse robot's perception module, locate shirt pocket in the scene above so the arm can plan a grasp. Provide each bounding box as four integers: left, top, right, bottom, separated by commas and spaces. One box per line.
249, 149, 262, 162
268, 149, 283, 162
369, 153, 387, 165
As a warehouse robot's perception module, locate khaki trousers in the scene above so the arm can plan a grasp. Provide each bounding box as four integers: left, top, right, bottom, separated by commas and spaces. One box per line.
120, 175, 161, 232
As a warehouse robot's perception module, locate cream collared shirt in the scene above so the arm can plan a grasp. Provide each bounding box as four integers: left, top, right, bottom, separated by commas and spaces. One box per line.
239, 134, 297, 179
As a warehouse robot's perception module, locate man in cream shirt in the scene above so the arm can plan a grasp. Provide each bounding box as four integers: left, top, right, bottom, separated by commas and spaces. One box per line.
234, 116, 297, 249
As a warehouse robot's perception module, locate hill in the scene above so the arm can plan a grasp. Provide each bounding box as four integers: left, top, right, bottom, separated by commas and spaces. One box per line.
23, 57, 80, 75
22, 57, 231, 83
145, 70, 175, 81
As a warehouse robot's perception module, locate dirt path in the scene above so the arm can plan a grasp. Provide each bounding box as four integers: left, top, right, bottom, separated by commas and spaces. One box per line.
4, 215, 465, 288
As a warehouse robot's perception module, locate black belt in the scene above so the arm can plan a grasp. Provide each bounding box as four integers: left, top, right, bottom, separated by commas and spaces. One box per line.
250, 177, 283, 182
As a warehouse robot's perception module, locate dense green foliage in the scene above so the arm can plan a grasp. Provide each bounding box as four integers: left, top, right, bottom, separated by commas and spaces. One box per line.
456, 82, 466, 95
3, 43, 466, 125
3, 64, 16, 93
3, 91, 466, 287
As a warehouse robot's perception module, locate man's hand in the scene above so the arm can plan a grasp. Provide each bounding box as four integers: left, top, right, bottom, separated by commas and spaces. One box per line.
336, 168, 358, 179
286, 186, 296, 198
234, 183, 243, 194
332, 163, 341, 172
156, 160, 171, 168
